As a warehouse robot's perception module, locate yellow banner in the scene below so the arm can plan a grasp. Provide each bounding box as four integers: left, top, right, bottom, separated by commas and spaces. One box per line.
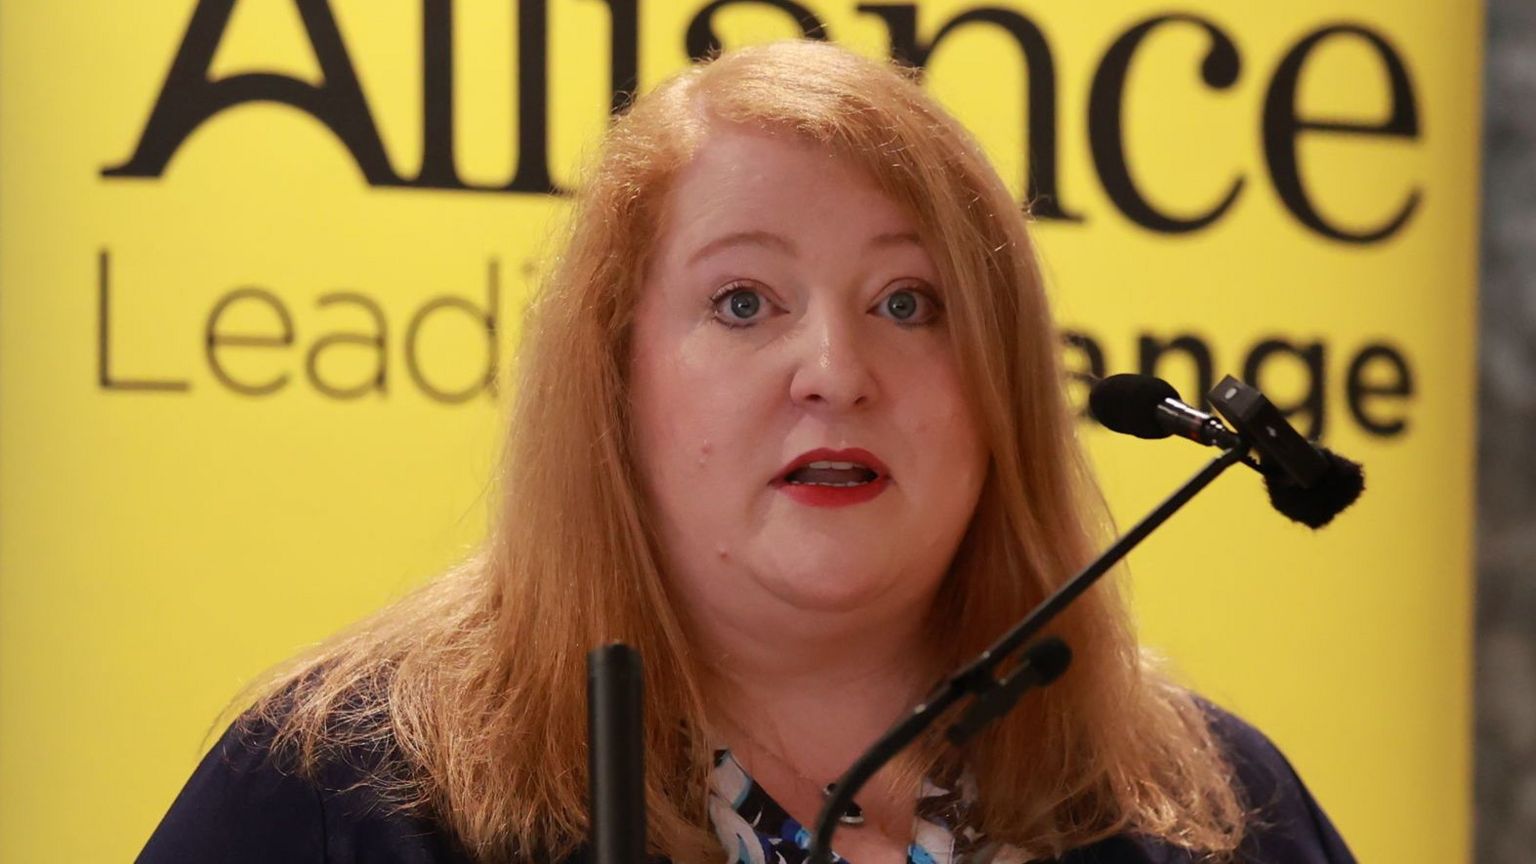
0, 1, 1479, 861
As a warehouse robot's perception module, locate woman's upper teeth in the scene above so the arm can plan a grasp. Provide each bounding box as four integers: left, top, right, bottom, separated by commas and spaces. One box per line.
786, 461, 880, 486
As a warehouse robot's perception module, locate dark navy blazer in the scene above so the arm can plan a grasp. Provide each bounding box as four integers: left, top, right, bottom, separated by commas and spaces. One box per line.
137, 704, 1354, 863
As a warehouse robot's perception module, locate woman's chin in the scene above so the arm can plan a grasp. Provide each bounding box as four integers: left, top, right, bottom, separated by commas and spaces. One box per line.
751, 556, 908, 615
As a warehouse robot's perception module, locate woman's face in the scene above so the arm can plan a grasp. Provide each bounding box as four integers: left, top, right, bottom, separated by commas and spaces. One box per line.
629, 124, 988, 627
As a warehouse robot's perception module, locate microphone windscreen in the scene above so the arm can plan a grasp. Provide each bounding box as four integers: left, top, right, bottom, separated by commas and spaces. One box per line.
1264, 447, 1365, 528
1088, 374, 1180, 439
1030, 637, 1073, 685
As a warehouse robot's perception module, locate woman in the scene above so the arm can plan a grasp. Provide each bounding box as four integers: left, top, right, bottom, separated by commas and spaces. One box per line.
139, 40, 1352, 864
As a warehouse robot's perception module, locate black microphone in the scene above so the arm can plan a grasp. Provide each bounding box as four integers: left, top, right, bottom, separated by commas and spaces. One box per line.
588, 644, 645, 864
945, 637, 1071, 746
1205, 375, 1365, 528
1089, 374, 1240, 449
1089, 373, 1365, 528
1205, 375, 1327, 486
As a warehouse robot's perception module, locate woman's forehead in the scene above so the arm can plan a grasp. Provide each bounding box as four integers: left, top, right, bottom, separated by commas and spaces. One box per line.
660, 125, 924, 252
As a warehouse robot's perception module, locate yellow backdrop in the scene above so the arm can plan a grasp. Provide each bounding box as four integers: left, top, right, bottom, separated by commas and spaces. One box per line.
0, 1, 1480, 861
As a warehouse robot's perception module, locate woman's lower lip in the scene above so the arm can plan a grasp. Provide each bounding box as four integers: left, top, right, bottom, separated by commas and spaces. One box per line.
775, 476, 890, 507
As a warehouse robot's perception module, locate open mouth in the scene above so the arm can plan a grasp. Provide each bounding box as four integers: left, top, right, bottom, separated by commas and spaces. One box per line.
773, 448, 890, 507
783, 460, 881, 487
774, 448, 889, 487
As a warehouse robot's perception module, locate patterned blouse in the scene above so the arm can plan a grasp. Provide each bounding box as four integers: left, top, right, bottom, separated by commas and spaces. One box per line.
706, 748, 1019, 864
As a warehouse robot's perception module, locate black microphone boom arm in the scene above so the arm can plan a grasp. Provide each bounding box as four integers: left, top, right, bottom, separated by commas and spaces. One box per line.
808, 444, 1251, 864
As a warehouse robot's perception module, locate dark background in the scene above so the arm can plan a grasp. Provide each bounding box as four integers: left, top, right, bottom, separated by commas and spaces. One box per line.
1478, 0, 1535, 859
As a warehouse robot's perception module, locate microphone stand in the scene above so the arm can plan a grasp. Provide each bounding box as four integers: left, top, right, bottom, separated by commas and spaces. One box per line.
589, 644, 646, 864
808, 445, 1251, 864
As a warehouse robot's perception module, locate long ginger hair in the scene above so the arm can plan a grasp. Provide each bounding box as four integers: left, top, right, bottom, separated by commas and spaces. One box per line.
242, 40, 1246, 864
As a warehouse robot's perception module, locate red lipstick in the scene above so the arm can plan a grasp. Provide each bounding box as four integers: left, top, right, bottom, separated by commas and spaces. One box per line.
772, 447, 890, 508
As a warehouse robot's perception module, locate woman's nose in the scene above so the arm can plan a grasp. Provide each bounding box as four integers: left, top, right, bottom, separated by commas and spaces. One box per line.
787, 305, 877, 411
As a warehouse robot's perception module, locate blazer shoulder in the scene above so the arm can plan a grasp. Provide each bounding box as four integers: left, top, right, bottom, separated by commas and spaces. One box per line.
138, 705, 477, 863
1196, 699, 1358, 864
137, 711, 328, 863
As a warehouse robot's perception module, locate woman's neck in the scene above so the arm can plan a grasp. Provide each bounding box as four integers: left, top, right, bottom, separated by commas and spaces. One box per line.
701, 621, 938, 846
695, 601, 940, 780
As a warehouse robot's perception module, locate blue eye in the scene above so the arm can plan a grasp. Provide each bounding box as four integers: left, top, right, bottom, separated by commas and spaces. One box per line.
728, 291, 760, 319
711, 285, 773, 326
876, 286, 939, 325
885, 290, 918, 320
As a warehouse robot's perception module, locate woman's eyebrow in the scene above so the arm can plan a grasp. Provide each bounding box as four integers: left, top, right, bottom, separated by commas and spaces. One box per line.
866, 231, 923, 249
684, 229, 921, 265
687, 230, 795, 265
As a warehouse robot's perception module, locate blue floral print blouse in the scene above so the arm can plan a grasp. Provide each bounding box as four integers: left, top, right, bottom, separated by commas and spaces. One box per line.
706, 748, 992, 864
